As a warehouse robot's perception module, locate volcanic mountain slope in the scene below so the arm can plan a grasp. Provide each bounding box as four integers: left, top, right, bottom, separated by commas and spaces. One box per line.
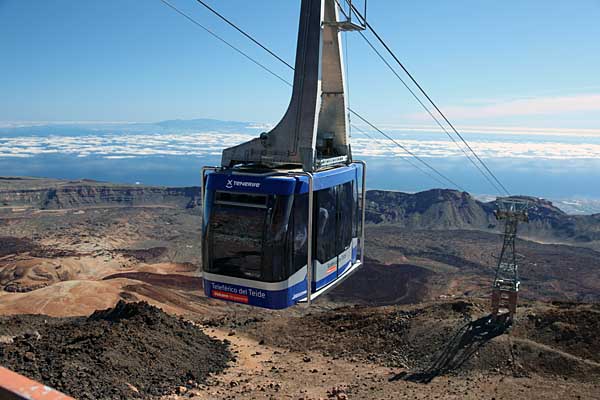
2, 177, 600, 314
365, 189, 600, 249
4, 177, 600, 247
1, 177, 600, 399
197, 299, 600, 400
365, 189, 494, 228
0, 176, 201, 210
4, 298, 600, 399
0, 204, 215, 317
0, 301, 231, 399
329, 227, 600, 304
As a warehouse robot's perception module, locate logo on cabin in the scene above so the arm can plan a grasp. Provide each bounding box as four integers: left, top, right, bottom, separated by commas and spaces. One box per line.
225, 178, 261, 190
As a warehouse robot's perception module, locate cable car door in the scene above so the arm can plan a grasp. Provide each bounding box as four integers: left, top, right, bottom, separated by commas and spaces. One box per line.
314, 180, 355, 290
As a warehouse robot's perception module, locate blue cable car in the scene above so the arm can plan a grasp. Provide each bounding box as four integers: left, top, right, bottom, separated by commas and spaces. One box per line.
201, 0, 367, 309
201, 164, 365, 309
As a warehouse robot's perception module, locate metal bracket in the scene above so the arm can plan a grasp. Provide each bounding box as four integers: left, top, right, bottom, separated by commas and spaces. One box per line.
323, 20, 365, 31
330, 0, 367, 31
220, 0, 357, 171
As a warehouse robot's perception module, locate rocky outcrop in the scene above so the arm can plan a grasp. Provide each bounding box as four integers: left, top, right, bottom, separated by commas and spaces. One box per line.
2, 177, 600, 247
365, 189, 495, 229
365, 189, 600, 247
0, 177, 200, 209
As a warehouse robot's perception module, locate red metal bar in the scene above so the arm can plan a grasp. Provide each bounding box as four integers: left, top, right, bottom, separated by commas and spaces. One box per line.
0, 367, 74, 400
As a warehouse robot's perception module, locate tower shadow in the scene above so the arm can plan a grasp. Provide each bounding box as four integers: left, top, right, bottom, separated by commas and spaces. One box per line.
391, 314, 511, 383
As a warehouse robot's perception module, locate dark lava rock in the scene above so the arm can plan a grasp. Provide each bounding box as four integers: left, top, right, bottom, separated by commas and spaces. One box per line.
0, 301, 231, 399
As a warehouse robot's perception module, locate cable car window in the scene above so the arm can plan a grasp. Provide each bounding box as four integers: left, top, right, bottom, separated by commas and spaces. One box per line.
315, 187, 337, 263
262, 194, 293, 282
207, 193, 295, 282
215, 191, 267, 208
337, 181, 353, 252
209, 204, 265, 280
292, 193, 309, 272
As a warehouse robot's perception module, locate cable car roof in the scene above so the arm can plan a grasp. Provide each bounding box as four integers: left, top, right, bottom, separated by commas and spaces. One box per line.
296, 164, 361, 192
206, 164, 360, 195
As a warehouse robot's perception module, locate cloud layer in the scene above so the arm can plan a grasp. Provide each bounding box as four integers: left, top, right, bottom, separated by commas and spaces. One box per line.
2, 130, 600, 160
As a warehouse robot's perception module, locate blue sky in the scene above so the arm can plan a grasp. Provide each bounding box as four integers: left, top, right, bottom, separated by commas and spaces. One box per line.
1, 0, 600, 132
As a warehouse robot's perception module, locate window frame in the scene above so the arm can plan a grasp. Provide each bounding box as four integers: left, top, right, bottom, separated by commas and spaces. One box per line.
206, 193, 294, 283
336, 181, 354, 253
314, 186, 338, 264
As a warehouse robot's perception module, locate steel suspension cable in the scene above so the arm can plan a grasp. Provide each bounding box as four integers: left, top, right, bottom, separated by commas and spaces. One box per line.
339, 6, 455, 190
333, 1, 499, 193
349, 109, 467, 191
160, 0, 468, 192
356, 30, 503, 194
159, 0, 292, 87
194, 0, 295, 70
349, 3, 510, 196
351, 124, 450, 188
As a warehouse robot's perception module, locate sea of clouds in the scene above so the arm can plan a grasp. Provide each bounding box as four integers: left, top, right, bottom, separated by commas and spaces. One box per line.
2, 130, 600, 160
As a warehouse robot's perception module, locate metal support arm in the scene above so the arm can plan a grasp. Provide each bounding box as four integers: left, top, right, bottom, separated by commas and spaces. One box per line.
221, 0, 353, 172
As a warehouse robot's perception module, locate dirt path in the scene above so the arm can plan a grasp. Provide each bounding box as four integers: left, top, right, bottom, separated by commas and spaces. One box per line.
176, 327, 384, 400
162, 327, 600, 400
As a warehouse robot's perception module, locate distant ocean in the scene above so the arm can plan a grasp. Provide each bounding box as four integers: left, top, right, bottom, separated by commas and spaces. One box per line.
2, 120, 600, 214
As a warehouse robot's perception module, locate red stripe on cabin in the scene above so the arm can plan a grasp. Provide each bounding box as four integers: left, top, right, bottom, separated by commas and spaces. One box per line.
212, 289, 249, 304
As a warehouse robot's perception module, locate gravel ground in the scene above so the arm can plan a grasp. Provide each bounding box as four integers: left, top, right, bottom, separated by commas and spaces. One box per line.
0, 301, 232, 399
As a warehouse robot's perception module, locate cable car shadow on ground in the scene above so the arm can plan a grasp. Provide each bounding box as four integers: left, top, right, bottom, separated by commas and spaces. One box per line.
390, 313, 512, 384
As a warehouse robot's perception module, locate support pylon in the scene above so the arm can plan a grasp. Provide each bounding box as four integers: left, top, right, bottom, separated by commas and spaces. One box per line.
491, 198, 529, 321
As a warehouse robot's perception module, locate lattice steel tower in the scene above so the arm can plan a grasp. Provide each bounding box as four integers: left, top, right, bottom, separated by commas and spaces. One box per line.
491, 198, 529, 320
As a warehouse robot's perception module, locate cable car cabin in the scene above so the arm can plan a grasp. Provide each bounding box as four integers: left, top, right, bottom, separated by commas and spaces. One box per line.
201, 163, 365, 309
200, 0, 367, 309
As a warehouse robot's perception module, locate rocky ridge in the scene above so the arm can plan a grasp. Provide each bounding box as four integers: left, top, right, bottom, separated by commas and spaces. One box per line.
365, 189, 600, 247
0, 177, 200, 209
3, 177, 600, 247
